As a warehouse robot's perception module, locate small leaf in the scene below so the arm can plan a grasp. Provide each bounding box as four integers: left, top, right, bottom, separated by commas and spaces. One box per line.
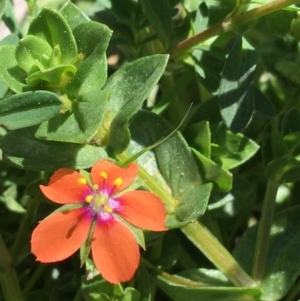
139, 0, 173, 50
104, 54, 169, 153
36, 90, 110, 144
66, 22, 112, 97
59, 1, 90, 30
28, 8, 78, 64
120, 287, 141, 301
219, 35, 256, 133
26, 64, 76, 88
0, 91, 62, 130
0, 45, 27, 93
0, 126, 107, 171
15, 35, 52, 74
176, 183, 212, 221
192, 148, 232, 191
210, 123, 260, 170
188, 121, 211, 158
0, 185, 25, 213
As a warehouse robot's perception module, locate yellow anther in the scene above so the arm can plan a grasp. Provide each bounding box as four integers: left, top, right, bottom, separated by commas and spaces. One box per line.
103, 205, 113, 213
100, 171, 107, 179
78, 178, 87, 184
114, 177, 123, 186
86, 195, 93, 203
93, 184, 99, 189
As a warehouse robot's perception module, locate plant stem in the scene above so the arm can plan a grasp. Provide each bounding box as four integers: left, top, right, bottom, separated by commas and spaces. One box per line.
171, 0, 299, 58
22, 264, 46, 295
141, 258, 207, 287
0, 233, 24, 301
252, 179, 280, 281
181, 221, 256, 287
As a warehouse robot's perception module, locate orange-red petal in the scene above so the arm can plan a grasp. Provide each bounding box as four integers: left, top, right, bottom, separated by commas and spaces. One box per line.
40, 169, 90, 204
91, 218, 140, 284
91, 159, 138, 194
118, 191, 167, 231
31, 208, 91, 262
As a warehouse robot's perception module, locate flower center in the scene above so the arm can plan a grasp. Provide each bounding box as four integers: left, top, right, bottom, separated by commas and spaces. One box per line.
77, 174, 123, 219
85, 192, 113, 214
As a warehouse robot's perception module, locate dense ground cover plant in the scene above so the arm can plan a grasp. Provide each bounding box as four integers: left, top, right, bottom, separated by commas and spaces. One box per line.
1, 0, 300, 300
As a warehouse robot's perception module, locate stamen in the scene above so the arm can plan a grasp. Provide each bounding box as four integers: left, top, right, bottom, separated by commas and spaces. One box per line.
86, 195, 93, 203
78, 178, 87, 184
114, 177, 123, 186
93, 184, 99, 189
103, 205, 113, 213
100, 171, 107, 179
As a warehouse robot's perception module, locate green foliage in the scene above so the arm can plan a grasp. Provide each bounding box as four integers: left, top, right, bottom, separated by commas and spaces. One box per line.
1, 0, 300, 301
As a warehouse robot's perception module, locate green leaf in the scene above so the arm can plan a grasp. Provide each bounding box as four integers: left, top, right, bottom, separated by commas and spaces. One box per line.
36, 90, 110, 144
0, 45, 27, 93
188, 121, 211, 158
0, 34, 19, 46
0, 126, 107, 171
66, 22, 112, 97
28, 8, 78, 64
15, 35, 52, 74
233, 205, 300, 300
26, 64, 77, 88
120, 287, 141, 301
128, 110, 204, 227
210, 123, 260, 170
0, 91, 62, 130
176, 183, 212, 221
139, 0, 173, 50
0, 185, 25, 213
219, 35, 256, 133
192, 148, 232, 191
156, 274, 262, 301
104, 54, 168, 153
59, 1, 90, 30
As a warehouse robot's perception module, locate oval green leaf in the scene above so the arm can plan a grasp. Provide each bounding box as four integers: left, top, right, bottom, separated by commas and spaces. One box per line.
0, 90, 62, 130
28, 8, 78, 64
0, 126, 107, 171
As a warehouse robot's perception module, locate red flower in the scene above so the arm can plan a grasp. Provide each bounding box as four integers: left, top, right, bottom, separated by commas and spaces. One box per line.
31, 159, 167, 284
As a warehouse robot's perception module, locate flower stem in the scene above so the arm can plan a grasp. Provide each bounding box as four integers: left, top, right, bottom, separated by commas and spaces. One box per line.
0, 233, 24, 301
252, 179, 280, 281
171, 0, 299, 58
181, 221, 256, 287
